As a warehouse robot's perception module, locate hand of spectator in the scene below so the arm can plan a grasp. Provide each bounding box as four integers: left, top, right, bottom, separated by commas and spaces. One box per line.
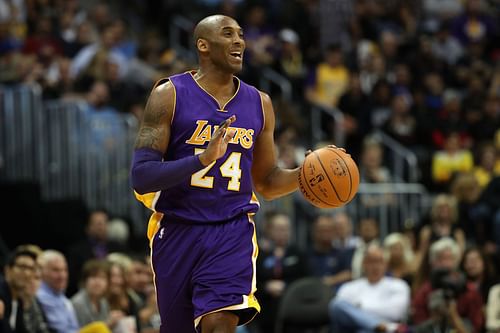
107, 309, 126, 328
265, 279, 286, 298
419, 226, 432, 252
447, 300, 468, 333
0, 299, 4, 319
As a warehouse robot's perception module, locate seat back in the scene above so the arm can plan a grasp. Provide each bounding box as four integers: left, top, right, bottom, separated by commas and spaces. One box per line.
275, 277, 333, 333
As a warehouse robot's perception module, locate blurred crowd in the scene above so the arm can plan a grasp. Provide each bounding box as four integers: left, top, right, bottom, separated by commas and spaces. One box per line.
1, 0, 500, 332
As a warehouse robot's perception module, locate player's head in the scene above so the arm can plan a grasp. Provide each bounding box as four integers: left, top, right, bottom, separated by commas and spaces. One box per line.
193, 15, 245, 73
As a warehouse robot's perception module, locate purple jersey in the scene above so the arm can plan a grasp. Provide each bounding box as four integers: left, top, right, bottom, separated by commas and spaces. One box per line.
136, 71, 264, 225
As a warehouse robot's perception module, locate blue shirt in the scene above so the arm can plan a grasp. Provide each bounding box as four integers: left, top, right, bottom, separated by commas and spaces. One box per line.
36, 282, 79, 333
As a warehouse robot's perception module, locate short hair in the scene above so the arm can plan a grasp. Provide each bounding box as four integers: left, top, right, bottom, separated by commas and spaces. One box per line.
81, 259, 109, 282
430, 194, 458, 224
429, 237, 460, 265
383, 232, 414, 263
6, 247, 38, 268
38, 249, 66, 268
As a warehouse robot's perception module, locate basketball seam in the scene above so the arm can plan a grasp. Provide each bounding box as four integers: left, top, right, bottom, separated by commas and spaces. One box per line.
300, 162, 332, 207
315, 150, 347, 203
329, 149, 355, 200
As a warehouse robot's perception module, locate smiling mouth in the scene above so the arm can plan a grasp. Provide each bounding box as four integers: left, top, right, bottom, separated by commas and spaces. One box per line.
229, 52, 242, 60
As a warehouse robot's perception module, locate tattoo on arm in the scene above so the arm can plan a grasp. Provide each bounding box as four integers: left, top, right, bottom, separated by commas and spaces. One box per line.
133, 86, 170, 150
134, 126, 162, 150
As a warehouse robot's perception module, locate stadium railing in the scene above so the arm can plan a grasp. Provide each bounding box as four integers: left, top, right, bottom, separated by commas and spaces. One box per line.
0, 84, 149, 232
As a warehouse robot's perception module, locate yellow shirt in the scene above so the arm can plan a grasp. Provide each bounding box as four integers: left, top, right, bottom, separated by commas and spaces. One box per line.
432, 150, 474, 182
473, 160, 500, 188
312, 63, 350, 107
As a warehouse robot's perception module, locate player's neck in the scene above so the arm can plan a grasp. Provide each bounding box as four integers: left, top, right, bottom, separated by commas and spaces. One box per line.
193, 68, 236, 95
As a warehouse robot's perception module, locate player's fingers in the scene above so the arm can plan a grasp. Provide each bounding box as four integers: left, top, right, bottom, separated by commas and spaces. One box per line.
327, 144, 346, 152
224, 128, 237, 144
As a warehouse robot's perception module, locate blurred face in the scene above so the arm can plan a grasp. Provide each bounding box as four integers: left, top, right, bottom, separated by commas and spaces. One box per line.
268, 215, 291, 247
26, 266, 42, 297
435, 203, 452, 222
363, 248, 387, 283
42, 256, 68, 293
432, 248, 458, 270
463, 250, 484, 279
313, 216, 336, 248
109, 264, 125, 294
389, 242, 404, 263
392, 95, 410, 115
333, 214, 351, 238
86, 271, 108, 298
5, 255, 37, 293
126, 261, 151, 293
362, 145, 383, 168
359, 219, 378, 242
87, 211, 109, 241
326, 50, 343, 67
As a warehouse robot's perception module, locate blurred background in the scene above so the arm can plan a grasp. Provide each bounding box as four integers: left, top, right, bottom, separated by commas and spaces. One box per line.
0, 0, 499, 332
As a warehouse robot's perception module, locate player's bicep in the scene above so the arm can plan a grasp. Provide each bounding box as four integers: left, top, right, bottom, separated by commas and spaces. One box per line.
134, 81, 174, 152
251, 92, 278, 188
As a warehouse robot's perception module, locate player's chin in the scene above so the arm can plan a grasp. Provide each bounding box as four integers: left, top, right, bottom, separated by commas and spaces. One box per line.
228, 62, 243, 73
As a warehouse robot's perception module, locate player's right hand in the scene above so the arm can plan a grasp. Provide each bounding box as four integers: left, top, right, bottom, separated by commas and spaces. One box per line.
199, 115, 237, 166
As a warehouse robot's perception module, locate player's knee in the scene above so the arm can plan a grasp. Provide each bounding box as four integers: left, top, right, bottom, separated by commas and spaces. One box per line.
200, 311, 239, 333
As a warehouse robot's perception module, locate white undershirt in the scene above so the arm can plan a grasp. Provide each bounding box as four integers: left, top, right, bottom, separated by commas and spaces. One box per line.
335, 276, 410, 322
9, 300, 18, 329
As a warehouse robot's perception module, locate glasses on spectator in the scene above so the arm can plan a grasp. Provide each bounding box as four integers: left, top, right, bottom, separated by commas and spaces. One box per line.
14, 263, 36, 272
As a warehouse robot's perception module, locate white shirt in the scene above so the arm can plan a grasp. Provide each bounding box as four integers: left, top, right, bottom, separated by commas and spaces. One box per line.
336, 276, 410, 322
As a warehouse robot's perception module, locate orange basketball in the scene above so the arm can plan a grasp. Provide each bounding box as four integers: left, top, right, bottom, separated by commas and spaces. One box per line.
298, 147, 360, 208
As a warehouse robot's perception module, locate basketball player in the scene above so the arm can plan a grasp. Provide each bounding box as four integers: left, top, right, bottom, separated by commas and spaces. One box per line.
130, 15, 302, 333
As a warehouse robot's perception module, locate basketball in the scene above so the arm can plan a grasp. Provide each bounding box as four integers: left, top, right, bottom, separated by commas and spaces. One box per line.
298, 147, 360, 208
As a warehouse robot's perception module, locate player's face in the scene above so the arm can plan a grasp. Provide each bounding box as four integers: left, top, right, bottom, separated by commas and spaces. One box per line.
208, 20, 245, 73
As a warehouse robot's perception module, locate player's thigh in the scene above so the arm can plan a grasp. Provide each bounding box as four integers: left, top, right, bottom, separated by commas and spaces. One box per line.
200, 311, 239, 333
151, 222, 202, 333
192, 215, 259, 326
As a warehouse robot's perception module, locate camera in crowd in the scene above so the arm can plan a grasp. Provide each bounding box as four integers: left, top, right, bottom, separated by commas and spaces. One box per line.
430, 268, 467, 300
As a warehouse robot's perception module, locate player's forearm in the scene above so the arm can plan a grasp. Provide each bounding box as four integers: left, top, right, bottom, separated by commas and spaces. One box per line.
131, 147, 204, 194
255, 167, 300, 200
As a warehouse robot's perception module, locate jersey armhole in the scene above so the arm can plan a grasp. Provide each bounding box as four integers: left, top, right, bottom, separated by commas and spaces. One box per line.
152, 77, 178, 125
257, 90, 266, 134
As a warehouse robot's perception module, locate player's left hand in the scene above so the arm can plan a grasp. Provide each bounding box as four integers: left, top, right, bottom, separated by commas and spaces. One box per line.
199, 115, 237, 166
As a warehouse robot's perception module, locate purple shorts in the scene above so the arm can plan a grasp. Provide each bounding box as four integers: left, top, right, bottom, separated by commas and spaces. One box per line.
151, 214, 260, 333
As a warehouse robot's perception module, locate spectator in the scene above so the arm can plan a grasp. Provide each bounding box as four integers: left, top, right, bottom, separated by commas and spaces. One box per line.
450, 172, 484, 244
307, 214, 353, 292
460, 246, 497, 305
417, 194, 466, 264
473, 141, 500, 189
305, 44, 350, 109
328, 244, 410, 333
16, 244, 51, 333
351, 217, 380, 279
70, 259, 124, 329
383, 233, 416, 286
106, 255, 141, 333
36, 249, 79, 333
411, 237, 484, 333
67, 208, 127, 297
255, 212, 308, 333
332, 211, 362, 251
0, 246, 38, 333
337, 71, 373, 158
487, 283, 500, 333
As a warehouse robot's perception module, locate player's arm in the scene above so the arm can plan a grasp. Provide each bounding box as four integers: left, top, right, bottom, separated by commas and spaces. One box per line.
251, 91, 300, 200
130, 81, 235, 194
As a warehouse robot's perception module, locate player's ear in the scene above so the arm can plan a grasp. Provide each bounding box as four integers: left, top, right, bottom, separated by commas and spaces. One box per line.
197, 38, 209, 52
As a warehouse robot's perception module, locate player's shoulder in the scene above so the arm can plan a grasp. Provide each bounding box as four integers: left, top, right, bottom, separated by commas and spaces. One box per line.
237, 77, 269, 100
